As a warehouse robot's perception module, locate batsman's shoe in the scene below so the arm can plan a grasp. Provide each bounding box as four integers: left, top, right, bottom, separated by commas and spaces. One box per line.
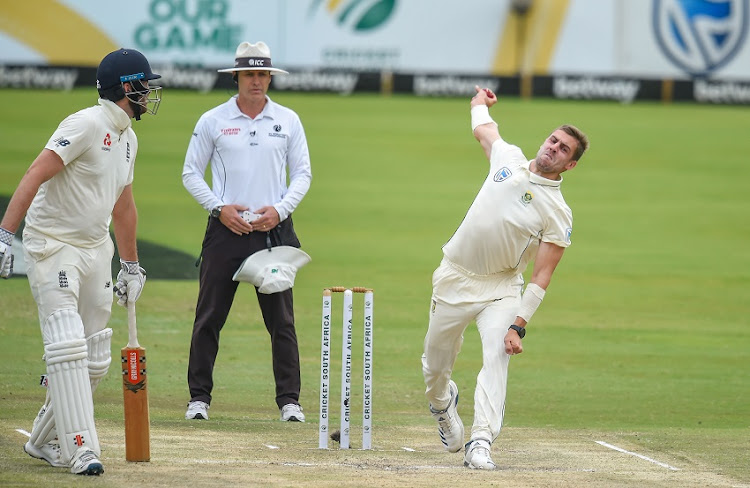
24, 440, 66, 468
429, 380, 464, 452
280, 403, 305, 422
463, 439, 496, 470
185, 400, 209, 420
70, 447, 104, 476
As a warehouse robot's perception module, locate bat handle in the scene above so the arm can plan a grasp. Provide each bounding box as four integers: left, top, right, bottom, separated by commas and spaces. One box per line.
127, 300, 140, 348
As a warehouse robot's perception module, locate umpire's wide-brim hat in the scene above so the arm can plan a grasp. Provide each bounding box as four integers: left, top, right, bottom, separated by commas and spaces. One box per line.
217, 41, 289, 75
233, 246, 311, 294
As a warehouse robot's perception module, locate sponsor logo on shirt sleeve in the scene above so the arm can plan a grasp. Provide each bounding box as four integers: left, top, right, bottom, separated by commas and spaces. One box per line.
53, 136, 71, 147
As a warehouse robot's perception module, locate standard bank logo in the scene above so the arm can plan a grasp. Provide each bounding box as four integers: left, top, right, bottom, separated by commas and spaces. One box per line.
653, 0, 748, 77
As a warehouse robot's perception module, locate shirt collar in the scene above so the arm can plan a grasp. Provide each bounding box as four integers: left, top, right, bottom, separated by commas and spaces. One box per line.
98, 98, 132, 132
524, 161, 563, 188
229, 95, 277, 120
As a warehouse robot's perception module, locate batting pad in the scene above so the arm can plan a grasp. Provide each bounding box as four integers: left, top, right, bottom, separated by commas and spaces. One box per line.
45, 338, 100, 463
29, 399, 56, 447
86, 328, 113, 392
29, 328, 113, 449
41, 309, 85, 345
31, 308, 85, 449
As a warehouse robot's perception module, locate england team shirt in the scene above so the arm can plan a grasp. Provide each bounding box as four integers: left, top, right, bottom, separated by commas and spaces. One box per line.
25, 99, 136, 248
182, 95, 312, 221
442, 137, 573, 277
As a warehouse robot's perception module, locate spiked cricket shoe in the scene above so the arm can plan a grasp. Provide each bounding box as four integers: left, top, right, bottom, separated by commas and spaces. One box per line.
464, 439, 496, 470
24, 440, 66, 468
429, 380, 464, 452
70, 447, 104, 476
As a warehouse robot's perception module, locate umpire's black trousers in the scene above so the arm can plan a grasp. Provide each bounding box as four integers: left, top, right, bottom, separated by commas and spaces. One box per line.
188, 216, 302, 409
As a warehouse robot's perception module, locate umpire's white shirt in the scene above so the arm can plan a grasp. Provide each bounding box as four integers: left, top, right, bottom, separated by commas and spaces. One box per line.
25, 99, 136, 248
442, 137, 573, 280
182, 95, 312, 221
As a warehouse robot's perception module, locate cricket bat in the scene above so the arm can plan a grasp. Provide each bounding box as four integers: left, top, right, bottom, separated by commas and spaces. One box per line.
121, 300, 150, 462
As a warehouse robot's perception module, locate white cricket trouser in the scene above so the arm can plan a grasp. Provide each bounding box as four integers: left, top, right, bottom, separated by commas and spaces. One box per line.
422, 258, 522, 443
23, 230, 114, 341
23, 230, 114, 458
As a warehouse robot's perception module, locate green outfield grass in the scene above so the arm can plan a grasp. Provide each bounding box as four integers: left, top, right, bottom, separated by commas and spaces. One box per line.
0, 89, 748, 487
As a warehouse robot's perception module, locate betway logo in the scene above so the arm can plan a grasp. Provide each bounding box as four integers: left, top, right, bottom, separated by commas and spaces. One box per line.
0, 66, 78, 90
273, 72, 359, 95
695, 80, 750, 104
554, 76, 640, 103
414, 76, 499, 97
156, 65, 217, 93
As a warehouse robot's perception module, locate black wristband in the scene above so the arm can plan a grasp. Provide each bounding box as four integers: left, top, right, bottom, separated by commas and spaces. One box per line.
509, 324, 526, 338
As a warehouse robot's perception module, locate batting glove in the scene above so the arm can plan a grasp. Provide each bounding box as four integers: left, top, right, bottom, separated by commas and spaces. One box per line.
114, 259, 146, 306
0, 228, 14, 279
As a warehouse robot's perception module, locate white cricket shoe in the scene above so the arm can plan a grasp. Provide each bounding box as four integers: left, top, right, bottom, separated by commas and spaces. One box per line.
185, 400, 210, 420
463, 439, 496, 470
70, 447, 104, 476
429, 380, 464, 452
24, 440, 66, 468
280, 403, 305, 422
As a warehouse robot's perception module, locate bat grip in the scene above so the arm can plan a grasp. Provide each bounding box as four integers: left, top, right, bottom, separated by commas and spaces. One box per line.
127, 301, 140, 348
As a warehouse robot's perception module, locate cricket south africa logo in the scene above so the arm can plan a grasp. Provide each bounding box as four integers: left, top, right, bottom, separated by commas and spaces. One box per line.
308, 0, 397, 31
653, 0, 748, 76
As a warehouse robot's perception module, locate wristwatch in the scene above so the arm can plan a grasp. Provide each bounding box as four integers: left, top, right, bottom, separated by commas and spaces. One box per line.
210, 205, 224, 218
509, 324, 526, 338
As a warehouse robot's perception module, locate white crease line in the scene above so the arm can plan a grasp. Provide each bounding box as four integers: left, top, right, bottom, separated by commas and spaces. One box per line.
401, 447, 416, 452
265, 444, 280, 450
595, 440, 680, 471
180, 459, 459, 470
16, 429, 31, 437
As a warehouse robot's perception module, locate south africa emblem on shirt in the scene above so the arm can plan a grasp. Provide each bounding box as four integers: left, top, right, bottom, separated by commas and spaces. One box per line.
494, 167, 512, 182
520, 191, 533, 206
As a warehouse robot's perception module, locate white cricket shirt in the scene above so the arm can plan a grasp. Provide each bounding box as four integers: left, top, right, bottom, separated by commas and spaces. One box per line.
25, 99, 136, 248
182, 95, 312, 221
442, 137, 573, 277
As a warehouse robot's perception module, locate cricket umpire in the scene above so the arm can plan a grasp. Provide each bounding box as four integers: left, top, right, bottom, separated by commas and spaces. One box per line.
182, 41, 312, 422
0, 48, 161, 475
421, 86, 589, 470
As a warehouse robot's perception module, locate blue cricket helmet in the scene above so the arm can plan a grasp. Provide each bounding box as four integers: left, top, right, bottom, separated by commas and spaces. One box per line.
96, 48, 161, 101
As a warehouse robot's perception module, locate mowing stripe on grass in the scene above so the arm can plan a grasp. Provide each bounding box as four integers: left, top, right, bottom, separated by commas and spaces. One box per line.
595, 440, 680, 471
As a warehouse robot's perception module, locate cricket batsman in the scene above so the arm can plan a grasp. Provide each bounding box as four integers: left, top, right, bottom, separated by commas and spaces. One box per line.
0, 48, 160, 475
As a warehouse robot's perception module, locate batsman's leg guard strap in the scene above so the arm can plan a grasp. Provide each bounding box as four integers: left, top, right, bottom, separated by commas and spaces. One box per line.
86, 328, 113, 392
45, 337, 100, 463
